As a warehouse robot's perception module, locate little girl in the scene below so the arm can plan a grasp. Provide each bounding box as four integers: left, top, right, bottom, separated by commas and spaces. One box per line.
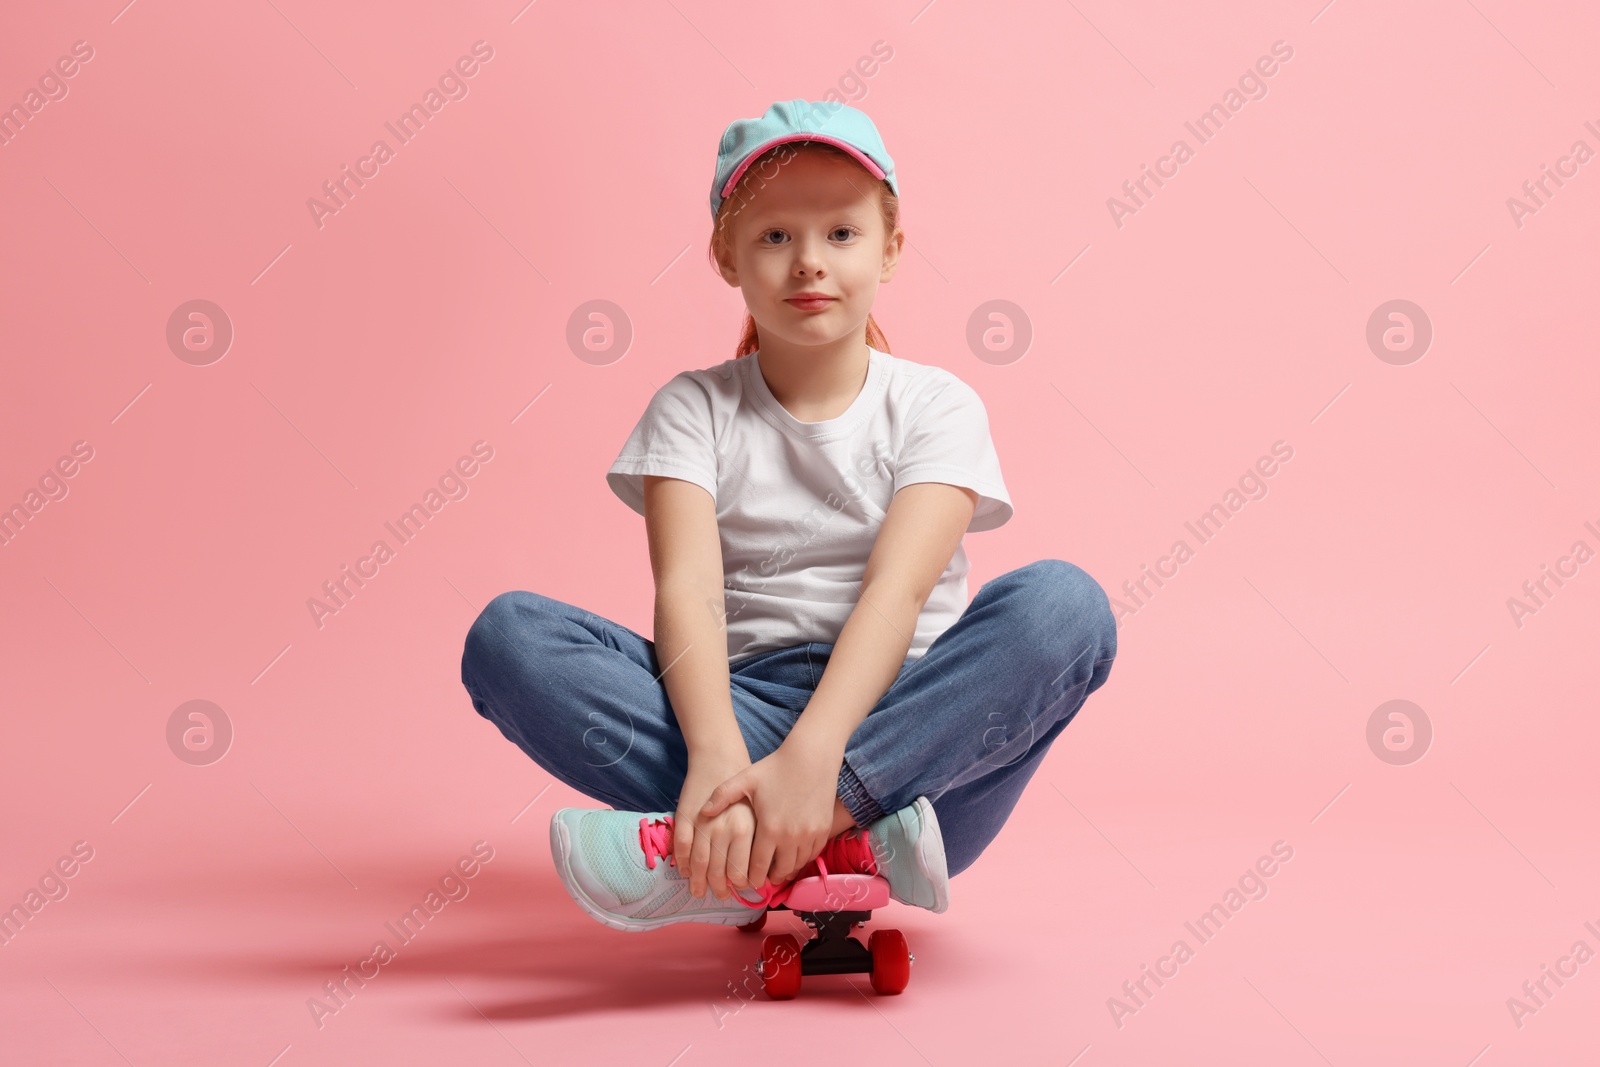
460, 99, 1117, 933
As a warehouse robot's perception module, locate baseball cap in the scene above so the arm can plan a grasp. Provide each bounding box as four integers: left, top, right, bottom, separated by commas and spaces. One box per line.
710, 99, 899, 217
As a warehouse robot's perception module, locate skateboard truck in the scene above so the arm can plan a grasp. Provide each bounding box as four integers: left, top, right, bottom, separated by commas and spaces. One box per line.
738, 872, 913, 997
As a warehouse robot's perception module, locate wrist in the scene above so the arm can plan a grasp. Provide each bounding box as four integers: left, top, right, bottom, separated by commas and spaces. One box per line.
688, 735, 751, 766
781, 721, 846, 765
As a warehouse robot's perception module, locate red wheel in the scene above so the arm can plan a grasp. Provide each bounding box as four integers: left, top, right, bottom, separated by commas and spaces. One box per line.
868, 929, 911, 995
759, 934, 802, 999
738, 910, 768, 933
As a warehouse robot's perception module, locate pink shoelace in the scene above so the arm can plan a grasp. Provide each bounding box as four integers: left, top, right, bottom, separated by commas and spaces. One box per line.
638, 815, 878, 909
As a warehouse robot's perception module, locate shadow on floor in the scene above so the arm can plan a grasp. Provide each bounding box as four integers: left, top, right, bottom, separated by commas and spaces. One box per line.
116, 853, 940, 1021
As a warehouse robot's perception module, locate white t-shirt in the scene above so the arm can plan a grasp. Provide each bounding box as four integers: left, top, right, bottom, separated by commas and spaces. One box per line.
606, 346, 1013, 665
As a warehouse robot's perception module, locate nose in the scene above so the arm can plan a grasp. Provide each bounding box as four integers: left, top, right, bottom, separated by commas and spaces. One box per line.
792, 234, 826, 277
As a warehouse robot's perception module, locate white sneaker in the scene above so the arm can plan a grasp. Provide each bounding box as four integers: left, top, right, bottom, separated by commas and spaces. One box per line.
864, 795, 951, 913
549, 808, 770, 932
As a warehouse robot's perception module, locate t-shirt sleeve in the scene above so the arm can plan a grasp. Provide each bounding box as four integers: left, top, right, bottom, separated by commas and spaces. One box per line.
605, 372, 718, 516
894, 374, 1014, 532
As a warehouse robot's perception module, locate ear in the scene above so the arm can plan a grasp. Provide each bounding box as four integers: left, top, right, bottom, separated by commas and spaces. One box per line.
880, 227, 904, 281
716, 251, 741, 288
712, 223, 742, 288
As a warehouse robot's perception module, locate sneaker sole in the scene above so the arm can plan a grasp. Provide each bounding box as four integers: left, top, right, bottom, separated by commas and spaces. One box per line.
549, 812, 764, 933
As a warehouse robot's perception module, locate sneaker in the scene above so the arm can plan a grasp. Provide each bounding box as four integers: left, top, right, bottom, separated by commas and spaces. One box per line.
863, 795, 950, 914
738, 799, 951, 914
548, 808, 880, 932
758, 825, 880, 910
549, 808, 783, 932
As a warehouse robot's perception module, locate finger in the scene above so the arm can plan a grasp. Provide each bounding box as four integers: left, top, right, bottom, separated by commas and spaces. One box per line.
672, 818, 692, 871
689, 823, 715, 899
701, 777, 744, 818
812, 832, 831, 868
704, 827, 731, 900
790, 839, 811, 881
786, 847, 805, 883
747, 831, 775, 891
725, 821, 753, 891
698, 783, 725, 819
800, 835, 822, 875
793, 839, 815, 881
772, 844, 797, 886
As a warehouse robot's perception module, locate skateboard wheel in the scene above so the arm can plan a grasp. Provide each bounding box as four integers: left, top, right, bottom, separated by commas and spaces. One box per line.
738, 910, 767, 933
759, 933, 802, 999
868, 929, 910, 995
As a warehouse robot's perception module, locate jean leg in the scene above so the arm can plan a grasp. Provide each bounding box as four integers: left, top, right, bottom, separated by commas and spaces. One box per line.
459, 590, 809, 814
829, 559, 1117, 876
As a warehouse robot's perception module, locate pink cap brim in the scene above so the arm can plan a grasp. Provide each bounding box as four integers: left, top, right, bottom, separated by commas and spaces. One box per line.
719, 134, 887, 198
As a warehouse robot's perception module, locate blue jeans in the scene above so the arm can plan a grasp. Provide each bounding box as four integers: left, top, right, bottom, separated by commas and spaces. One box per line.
459, 559, 1116, 877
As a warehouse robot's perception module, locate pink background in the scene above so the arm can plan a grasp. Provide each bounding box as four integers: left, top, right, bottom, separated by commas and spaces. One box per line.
3, 1, 1598, 1063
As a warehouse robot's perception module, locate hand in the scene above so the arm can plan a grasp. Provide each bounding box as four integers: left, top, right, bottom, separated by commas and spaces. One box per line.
699, 736, 843, 890
674, 748, 754, 900
690, 799, 757, 902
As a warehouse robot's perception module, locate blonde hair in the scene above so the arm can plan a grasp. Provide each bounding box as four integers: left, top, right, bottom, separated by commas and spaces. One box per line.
707, 140, 899, 358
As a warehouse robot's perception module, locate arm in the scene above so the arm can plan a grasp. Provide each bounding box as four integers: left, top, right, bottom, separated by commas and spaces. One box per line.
643, 475, 761, 899
784, 480, 979, 774
694, 480, 979, 886
643, 474, 745, 764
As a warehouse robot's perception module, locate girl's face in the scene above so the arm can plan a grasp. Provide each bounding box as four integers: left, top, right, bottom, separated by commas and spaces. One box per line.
718, 148, 902, 349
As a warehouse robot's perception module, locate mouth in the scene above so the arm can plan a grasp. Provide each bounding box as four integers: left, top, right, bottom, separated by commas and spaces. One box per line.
784, 296, 836, 311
